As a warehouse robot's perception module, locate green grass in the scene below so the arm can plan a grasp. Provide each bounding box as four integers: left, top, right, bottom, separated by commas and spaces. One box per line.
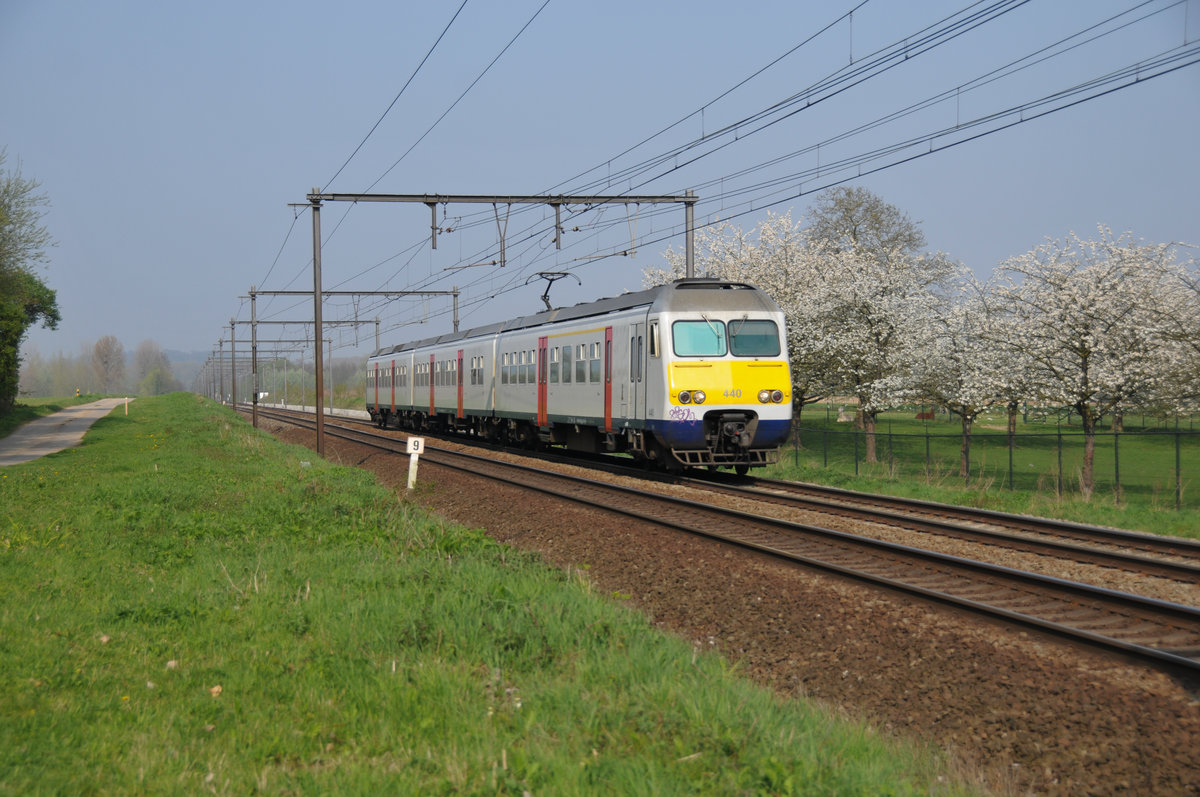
0, 394, 965, 795
770, 405, 1200, 538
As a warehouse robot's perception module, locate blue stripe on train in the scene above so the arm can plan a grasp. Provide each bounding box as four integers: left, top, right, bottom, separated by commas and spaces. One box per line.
646, 417, 790, 449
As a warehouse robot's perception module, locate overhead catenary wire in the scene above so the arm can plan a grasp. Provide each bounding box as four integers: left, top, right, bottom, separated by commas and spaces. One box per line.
321, 0, 471, 193
231, 0, 1196, 361
367, 35, 1200, 337
344, 0, 1036, 288
262, 0, 555, 321
251, 1, 471, 326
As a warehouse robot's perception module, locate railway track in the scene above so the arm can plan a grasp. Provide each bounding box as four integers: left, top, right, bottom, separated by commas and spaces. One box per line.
678, 473, 1200, 584
252, 406, 1200, 676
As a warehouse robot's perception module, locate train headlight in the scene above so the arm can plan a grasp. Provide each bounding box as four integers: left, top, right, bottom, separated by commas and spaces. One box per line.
693, 390, 706, 405
758, 389, 771, 404
771, 390, 784, 404
678, 390, 692, 404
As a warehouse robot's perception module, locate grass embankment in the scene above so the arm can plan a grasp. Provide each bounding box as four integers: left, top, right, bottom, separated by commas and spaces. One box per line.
0, 394, 961, 795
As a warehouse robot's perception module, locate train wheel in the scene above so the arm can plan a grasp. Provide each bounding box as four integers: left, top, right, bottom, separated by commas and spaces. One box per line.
735, 464, 750, 476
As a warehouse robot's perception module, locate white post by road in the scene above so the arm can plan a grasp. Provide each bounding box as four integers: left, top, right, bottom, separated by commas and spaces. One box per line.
406, 437, 425, 490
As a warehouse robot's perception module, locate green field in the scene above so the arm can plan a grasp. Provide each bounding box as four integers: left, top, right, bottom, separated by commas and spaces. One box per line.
767, 405, 1200, 538
0, 394, 964, 795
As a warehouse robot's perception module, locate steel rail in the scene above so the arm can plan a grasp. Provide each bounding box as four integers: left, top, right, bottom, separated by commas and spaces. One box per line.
749, 476, 1200, 560
253, 407, 1200, 674
674, 474, 1200, 583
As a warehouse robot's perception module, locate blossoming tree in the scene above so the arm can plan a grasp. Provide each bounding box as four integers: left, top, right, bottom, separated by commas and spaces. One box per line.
990, 227, 1190, 497
909, 278, 1008, 478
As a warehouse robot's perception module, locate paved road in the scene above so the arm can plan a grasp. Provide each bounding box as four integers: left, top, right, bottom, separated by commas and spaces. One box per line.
0, 398, 131, 466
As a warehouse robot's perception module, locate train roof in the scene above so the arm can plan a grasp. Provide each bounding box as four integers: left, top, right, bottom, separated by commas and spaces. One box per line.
369, 278, 778, 357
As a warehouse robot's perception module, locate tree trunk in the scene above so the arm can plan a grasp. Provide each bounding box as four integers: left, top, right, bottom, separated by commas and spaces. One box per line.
863, 412, 878, 463
1079, 405, 1097, 499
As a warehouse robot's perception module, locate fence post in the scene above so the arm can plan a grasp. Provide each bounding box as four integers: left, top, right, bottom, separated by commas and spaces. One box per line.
1056, 421, 1064, 498
888, 422, 894, 472
1178, 425, 1183, 512
925, 424, 931, 481
1113, 428, 1121, 505
823, 429, 828, 468
1008, 429, 1014, 491
854, 430, 860, 476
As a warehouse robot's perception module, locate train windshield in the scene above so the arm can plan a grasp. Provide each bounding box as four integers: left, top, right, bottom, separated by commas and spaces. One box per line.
673, 317, 781, 357
672, 319, 727, 356
729, 318, 781, 356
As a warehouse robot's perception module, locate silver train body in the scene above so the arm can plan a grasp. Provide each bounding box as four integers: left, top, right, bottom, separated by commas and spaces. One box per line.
365, 278, 792, 472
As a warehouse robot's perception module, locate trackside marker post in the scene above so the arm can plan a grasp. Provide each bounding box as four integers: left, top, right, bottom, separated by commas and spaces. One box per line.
406, 437, 425, 490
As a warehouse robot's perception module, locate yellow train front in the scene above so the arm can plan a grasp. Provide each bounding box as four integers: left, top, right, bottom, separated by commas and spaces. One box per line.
365, 278, 792, 473
640, 279, 791, 473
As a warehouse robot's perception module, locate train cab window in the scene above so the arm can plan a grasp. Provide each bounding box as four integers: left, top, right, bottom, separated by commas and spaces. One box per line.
672, 319, 728, 357
648, 322, 660, 358
729, 319, 781, 357
561, 346, 572, 383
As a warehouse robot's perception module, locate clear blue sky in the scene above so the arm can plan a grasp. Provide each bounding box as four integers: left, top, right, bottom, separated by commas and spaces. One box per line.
4, 0, 1197, 364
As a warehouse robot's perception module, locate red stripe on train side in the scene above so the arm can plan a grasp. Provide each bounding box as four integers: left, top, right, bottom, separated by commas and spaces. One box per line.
537, 336, 548, 427
604, 326, 613, 433
429, 353, 435, 416
457, 349, 464, 419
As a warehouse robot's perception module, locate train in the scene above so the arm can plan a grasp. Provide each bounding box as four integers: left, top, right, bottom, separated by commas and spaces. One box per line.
364, 278, 792, 473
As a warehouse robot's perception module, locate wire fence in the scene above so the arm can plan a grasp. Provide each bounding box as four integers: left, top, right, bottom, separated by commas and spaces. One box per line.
788, 414, 1200, 511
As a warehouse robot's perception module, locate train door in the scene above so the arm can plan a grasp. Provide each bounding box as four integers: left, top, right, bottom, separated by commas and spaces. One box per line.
537, 336, 548, 427
373, 362, 379, 411
629, 321, 645, 422
428, 353, 436, 416
603, 327, 613, 433
457, 349, 464, 419
389, 359, 396, 415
